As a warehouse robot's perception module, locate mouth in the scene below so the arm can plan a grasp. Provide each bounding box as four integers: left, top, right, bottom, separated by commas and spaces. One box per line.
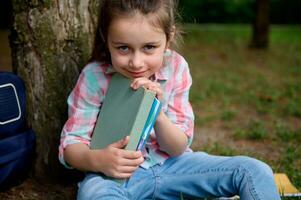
127, 70, 148, 78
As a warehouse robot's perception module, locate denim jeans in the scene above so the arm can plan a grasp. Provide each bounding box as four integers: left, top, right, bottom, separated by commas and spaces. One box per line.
77, 152, 281, 200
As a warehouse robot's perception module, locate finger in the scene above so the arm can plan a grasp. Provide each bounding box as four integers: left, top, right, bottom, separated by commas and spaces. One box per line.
133, 82, 159, 94
118, 165, 139, 173
121, 156, 145, 166
147, 84, 161, 93
109, 136, 129, 149
114, 172, 133, 179
131, 78, 151, 90
130, 78, 163, 100
122, 150, 143, 159
131, 77, 148, 85
146, 84, 163, 100
141, 82, 161, 91
143, 82, 155, 90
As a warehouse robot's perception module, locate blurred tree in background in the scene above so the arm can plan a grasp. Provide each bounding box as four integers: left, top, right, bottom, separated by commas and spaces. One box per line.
270, 0, 301, 23
251, 0, 270, 48
178, 0, 300, 49
178, 0, 301, 24
179, 0, 254, 23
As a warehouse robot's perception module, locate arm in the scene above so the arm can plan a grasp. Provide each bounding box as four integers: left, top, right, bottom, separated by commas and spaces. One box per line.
131, 78, 188, 156
64, 137, 144, 179
59, 64, 143, 178
154, 111, 188, 157
131, 62, 194, 157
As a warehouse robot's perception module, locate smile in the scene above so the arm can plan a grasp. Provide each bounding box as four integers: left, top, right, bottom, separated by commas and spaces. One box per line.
127, 70, 148, 78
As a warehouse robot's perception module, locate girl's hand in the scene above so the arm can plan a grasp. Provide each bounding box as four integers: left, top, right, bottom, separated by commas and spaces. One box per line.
131, 77, 163, 101
91, 136, 144, 179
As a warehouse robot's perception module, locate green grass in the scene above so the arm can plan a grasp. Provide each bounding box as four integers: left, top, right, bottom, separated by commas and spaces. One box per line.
233, 119, 268, 140
180, 23, 301, 195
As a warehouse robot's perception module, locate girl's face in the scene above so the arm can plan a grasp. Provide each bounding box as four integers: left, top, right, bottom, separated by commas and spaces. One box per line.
107, 13, 169, 79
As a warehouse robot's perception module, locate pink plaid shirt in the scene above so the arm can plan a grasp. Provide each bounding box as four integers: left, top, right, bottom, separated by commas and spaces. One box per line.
59, 50, 194, 168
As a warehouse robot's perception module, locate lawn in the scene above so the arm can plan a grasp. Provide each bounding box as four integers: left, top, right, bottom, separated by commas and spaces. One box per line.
1, 24, 300, 199
179, 24, 301, 195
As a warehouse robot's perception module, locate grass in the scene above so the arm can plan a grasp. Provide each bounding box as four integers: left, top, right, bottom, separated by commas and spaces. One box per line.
233, 120, 268, 140
180, 23, 301, 196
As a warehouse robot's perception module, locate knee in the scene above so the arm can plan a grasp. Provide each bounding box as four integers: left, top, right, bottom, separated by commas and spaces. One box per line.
77, 174, 104, 199
77, 174, 127, 200
235, 156, 274, 178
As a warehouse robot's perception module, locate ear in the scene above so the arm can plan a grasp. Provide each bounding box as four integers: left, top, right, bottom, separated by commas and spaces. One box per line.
165, 25, 176, 50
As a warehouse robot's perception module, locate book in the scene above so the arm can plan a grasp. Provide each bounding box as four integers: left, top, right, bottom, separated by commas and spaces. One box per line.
274, 173, 301, 197
90, 73, 161, 152
136, 97, 161, 150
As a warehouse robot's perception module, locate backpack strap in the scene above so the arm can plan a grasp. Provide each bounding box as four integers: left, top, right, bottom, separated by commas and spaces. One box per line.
0, 72, 26, 138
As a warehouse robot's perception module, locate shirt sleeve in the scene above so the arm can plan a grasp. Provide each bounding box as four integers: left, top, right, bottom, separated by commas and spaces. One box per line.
58, 63, 108, 168
165, 55, 195, 147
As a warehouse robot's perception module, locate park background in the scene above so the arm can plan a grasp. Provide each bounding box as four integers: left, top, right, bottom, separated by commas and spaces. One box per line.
0, 0, 300, 199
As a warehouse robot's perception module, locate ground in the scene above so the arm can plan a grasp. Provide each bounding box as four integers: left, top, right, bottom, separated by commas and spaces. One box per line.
0, 179, 77, 200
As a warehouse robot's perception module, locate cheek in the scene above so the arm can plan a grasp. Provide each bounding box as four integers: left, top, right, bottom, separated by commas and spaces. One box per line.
148, 54, 164, 70
111, 54, 127, 67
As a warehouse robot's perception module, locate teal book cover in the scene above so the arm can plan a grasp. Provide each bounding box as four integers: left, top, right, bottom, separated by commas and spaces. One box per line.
137, 98, 161, 150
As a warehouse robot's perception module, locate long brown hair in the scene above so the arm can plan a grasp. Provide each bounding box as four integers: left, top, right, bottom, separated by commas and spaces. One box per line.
89, 0, 181, 63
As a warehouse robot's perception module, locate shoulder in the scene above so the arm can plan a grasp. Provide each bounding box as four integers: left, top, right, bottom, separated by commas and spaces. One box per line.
163, 50, 189, 72
161, 50, 190, 78
80, 61, 112, 81
81, 61, 110, 76
77, 61, 112, 93
167, 49, 188, 62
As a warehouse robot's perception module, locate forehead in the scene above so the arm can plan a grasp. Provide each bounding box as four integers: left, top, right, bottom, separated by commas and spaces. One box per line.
108, 12, 166, 41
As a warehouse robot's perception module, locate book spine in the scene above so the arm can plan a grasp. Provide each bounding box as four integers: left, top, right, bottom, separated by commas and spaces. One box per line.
137, 98, 161, 150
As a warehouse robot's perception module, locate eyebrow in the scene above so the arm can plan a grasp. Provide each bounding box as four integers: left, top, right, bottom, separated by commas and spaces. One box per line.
111, 41, 162, 45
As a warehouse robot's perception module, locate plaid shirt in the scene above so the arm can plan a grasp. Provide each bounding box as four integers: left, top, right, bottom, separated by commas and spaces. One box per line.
59, 50, 194, 168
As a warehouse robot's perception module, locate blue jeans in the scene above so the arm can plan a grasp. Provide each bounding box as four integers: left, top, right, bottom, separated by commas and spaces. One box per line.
77, 152, 281, 200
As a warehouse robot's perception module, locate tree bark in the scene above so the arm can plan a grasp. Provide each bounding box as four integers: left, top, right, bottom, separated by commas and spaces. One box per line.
10, 0, 100, 182
251, 0, 270, 48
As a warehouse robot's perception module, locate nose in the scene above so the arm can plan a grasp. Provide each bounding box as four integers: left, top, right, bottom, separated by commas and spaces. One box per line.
129, 51, 143, 70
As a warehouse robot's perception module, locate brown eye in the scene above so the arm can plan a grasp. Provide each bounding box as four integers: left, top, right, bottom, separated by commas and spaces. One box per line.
117, 46, 129, 54
144, 45, 155, 50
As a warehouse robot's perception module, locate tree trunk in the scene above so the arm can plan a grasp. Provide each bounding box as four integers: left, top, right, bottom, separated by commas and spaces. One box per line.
10, 0, 100, 182
251, 0, 270, 48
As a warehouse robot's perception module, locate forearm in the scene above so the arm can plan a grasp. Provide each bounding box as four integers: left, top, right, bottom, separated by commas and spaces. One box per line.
154, 111, 188, 157
64, 143, 102, 172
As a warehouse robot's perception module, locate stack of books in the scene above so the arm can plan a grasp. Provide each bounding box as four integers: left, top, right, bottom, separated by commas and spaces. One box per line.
91, 73, 161, 152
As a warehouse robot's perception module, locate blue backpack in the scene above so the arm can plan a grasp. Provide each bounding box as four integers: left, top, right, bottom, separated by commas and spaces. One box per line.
0, 72, 36, 190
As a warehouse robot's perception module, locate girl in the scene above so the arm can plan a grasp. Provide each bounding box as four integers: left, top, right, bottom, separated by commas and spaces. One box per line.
59, 0, 281, 199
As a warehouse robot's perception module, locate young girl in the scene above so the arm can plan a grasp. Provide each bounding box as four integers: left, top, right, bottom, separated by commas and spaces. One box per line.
59, 0, 281, 199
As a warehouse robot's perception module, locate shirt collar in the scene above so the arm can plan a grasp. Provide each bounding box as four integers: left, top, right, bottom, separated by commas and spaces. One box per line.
155, 49, 172, 81
105, 65, 115, 75
154, 65, 169, 81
